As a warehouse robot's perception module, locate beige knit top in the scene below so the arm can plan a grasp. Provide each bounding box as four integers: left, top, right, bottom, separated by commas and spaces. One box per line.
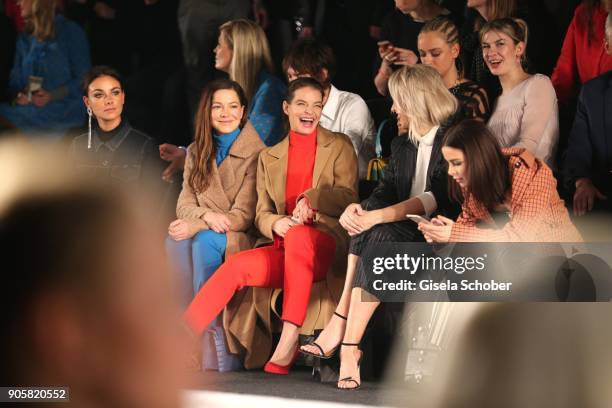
488, 74, 559, 168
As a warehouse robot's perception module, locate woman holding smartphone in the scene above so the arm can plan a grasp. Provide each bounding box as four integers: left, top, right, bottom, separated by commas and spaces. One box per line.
418, 119, 581, 243
374, 0, 454, 96
183, 78, 359, 373
0, 0, 90, 134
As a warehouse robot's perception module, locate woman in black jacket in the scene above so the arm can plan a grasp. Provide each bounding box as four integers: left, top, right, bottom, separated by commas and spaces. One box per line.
71, 66, 163, 189
300, 65, 463, 389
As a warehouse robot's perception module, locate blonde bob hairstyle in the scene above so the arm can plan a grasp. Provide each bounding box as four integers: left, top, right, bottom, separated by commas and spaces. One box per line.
23, 0, 57, 42
388, 65, 458, 143
218, 19, 274, 103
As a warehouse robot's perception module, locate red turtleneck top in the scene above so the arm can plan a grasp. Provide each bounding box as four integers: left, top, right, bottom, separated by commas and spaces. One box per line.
285, 129, 317, 215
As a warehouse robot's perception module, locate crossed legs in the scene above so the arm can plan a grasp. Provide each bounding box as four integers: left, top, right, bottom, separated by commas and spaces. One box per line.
183, 225, 335, 366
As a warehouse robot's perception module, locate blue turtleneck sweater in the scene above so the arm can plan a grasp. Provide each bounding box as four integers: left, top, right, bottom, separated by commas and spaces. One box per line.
213, 127, 240, 166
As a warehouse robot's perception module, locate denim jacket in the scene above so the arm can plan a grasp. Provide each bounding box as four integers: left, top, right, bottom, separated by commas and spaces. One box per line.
71, 119, 162, 187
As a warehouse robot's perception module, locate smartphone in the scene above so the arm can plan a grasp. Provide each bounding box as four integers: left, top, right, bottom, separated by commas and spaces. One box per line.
27, 75, 43, 102
406, 214, 430, 224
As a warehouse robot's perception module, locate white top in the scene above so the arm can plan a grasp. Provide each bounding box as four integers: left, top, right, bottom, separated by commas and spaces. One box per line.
487, 74, 559, 168
410, 126, 439, 218
320, 85, 376, 179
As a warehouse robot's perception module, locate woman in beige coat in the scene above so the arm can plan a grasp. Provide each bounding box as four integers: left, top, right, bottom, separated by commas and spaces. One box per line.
166, 79, 264, 307
184, 78, 359, 373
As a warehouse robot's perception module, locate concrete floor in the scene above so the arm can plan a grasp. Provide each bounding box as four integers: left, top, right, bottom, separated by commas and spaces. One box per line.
192, 367, 420, 407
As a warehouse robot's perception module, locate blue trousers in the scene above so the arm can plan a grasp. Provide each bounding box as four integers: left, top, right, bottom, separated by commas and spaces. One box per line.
166, 230, 227, 309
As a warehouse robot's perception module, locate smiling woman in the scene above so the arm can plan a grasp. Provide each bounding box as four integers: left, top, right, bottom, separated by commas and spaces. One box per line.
0, 0, 90, 135
165, 78, 265, 315
182, 77, 359, 372
481, 18, 559, 168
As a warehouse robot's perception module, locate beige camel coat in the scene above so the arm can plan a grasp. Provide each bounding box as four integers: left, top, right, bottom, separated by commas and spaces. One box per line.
176, 121, 265, 255
223, 126, 359, 368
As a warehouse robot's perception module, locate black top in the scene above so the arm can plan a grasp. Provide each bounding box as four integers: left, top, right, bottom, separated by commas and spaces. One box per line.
449, 80, 491, 122
95, 120, 124, 143
362, 110, 464, 220
460, 29, 502, 104
380, 9, 427, 56
564, 71, 612, 196
71, 119, 164, 188
379, 8, 456, 69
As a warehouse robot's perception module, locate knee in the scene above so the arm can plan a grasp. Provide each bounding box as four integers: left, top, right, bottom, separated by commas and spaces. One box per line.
192, 230, 225, 250
284, 225, 314, 247
165, 236, 191, 254
216, 252, 250, 287
285, 225, 336, 254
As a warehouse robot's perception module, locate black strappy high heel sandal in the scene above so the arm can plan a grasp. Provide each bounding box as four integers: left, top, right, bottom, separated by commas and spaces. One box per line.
299, 312, 347, 359
337, 342, 362, 390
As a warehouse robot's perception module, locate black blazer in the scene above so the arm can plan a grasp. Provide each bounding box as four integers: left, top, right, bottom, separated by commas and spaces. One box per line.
362, 111, 462, 220
564, 71, 612, 195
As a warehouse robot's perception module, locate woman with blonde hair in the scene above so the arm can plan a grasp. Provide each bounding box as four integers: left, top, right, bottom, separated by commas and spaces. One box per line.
159, 18, 286, 180
0, 0, 91, 134
460, 0, 518, 100
481, 18, 559, 168
299, 64, 464, 389
418, 16, 490, 120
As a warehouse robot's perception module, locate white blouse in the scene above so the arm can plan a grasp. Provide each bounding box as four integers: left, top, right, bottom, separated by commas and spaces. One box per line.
411, 126, 439, 217
488, 74, 559, 168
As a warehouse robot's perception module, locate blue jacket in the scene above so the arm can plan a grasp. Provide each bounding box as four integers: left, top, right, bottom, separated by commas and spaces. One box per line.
248, 71, 286, 146
0, 14, 91, 132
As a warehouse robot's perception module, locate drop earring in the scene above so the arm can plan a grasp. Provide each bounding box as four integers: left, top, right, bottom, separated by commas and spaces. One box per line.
87, 107, 93, 149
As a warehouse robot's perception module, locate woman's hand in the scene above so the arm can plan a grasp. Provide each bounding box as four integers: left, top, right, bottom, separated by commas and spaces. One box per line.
339, 203, 364, 235
15, 92, 30, 105
292, 198, 314, 224
379, 46, 398, 68
391, 47, 418, 66
272, 217, 295, 238
339, 203, 379, 236
418, 215, 454, 243
573, 178, 607, 216
31, 89, 51, 107
168, 219, 197, 241
203, 211, 231, 233
159, 143, 186, 182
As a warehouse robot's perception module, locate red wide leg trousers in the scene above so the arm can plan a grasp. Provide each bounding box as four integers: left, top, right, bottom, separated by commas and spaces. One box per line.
184, 225, 336, 336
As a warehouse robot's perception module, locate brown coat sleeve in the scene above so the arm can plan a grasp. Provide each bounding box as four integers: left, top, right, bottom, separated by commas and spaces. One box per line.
255, 152, 285, 240
226, 151, 259, 231
301, 135, 359, 218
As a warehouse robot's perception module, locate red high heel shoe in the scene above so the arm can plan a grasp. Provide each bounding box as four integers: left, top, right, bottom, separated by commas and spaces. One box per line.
263, 346, 300, 375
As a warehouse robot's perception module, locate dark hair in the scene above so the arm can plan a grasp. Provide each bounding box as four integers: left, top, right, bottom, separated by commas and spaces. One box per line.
282, 38, 336, 87
190, 78, 248, 193
479, 18, 530, 72
420, 16, 464, 77
443, 119, 510, 211
82, 66, 123, 96
285, 77, 325, 103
